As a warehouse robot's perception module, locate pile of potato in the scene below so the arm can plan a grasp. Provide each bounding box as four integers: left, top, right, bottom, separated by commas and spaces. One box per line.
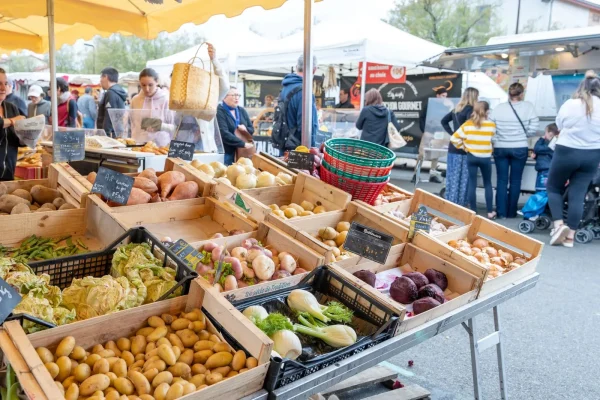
269, 200, 327, 219
315, 221, 354, 263
0, 183, 75, 215
87, 169, 200, 206
39, 308, 257, 400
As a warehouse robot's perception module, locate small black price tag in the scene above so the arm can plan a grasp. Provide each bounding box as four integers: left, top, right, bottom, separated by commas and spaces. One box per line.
53, 130, 85, 163
343, 222, 393, 264
170, 239, 203, 270
91, 167, 134, 205
287, 151, 315, 172
408, 206, 433, 239
168, 140, 195, 161
0, 279, 22, 324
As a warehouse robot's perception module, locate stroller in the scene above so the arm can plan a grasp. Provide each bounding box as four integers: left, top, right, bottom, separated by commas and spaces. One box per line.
518, 172, 553, 233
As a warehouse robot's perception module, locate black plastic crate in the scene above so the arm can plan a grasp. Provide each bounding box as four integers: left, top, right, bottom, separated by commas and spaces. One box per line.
8, 227, 198, 330
232, 266, 400, 392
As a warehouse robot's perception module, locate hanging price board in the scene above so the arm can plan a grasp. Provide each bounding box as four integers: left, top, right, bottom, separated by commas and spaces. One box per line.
287, 151, 315, 172
91, 167, 134, 205
408, 206, 432, 239
343, 222, 393, 264
168, 140, 195, 161
53, 130, 85, 163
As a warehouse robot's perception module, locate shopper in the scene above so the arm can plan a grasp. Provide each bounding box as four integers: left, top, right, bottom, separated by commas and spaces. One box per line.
547, 71, 600, 247
274, 54, 319, 151
78, 87, 97, 128
5, 77, 27, 116
356, 89, 400, 147
441, 87, 479, 207
0, 68, 26, 181
413, 87, 448, 183
97, 67, 127, 137
335, 88, 354, 109
264, 95, 274, 108
490, 82, 539, 218
532, 123, 558, 190
217, 87, 255, 166
451, 101, 496, 218
26, 85, 51, 121
50, 78, 79, 128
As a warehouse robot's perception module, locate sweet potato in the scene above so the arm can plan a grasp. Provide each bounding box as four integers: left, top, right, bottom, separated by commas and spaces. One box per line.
134, 177, 158, 195
53, 198, 66, 209
158, 171, 185, 199
30, 185, 61, 205
0, 194, 30, 213
11, 203, 30, 214
150, 193, 162, 203
87, 172, 96, 185
167, 181, 199, 201
0, 182, 6, 197
126, 188, 152, 206
59, 203, 76, 210
11, 189, 32, 203
138, 168, 158, 185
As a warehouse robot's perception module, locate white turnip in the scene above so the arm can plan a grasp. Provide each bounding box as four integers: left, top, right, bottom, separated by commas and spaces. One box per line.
247, 246, 264, 262
231, 247, 248, 261
253, 255, 275, 280
242, 238, 259, 249
279, 253, 297, 273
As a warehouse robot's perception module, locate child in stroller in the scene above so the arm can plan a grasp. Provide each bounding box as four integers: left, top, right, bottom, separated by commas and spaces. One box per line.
518, 124, 558, 233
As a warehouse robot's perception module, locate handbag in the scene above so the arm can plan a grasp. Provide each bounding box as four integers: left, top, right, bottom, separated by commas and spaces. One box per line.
170, 43, 219, 121
387, 109, 406, 149
234, 125, 255, 160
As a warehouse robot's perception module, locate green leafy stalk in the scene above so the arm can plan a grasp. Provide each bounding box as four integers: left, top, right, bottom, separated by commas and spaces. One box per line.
322, 301, 353, 324
199, 250, 212, 265
217, 262, 234, 286
256, 313, 294, 336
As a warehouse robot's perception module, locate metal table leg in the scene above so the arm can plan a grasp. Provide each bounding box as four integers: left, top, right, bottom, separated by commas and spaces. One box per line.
494, 306, 507, 400
414, 159, 423, 188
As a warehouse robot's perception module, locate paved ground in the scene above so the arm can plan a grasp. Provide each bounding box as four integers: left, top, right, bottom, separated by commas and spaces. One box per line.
341, 167, 600, 400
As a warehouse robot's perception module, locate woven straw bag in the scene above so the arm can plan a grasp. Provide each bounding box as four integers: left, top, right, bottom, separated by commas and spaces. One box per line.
170, 43, 219, 121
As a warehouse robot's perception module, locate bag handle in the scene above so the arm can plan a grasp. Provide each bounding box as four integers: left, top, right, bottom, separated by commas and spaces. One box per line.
186, 42, 214, 110
508, 101, 528, 135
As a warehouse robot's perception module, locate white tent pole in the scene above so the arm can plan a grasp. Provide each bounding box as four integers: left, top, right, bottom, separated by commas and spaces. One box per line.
234, 70, 239, 86
360, 55, 367, 109
301, 0, 314, 148
47, 0, 58, 132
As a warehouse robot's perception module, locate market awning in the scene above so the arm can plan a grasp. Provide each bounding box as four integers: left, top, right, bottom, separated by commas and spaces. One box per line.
0, 0, 295, 53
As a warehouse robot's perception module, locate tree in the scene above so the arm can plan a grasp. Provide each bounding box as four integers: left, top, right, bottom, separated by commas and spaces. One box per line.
386, 0, 502, 48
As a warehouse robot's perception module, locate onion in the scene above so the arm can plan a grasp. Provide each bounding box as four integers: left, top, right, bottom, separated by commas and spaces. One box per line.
483, 246, 498, 257
226, 164, 246, 185
235, 173, 257, 189
209, 161, 227, 178
257, 172, 277, 188
472, 238, 489, 249
199, 163, 215, 178
236, 157, 253, 167
277, 172, 293, 185
279, 253, 297, 273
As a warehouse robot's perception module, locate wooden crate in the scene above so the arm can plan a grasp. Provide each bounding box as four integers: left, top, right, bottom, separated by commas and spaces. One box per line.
331, 243, 481, 334
213, 171, 351, 223
90, 195, 257, 244
365, 188, 475, 237
0, 191, 125, 251
0, 279, 273, 400
189, 222, 325, 303
251, 153, 297, 180
272, 201, 409, 263
412, 216, 543, 297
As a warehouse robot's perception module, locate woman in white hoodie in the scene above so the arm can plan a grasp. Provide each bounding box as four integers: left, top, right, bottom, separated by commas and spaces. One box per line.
547, 71, 600, 247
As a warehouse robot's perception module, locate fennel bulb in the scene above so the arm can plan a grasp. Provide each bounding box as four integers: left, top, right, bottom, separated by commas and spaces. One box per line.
294, 324, 357, 348
287, 290, 329, 323
271, 329, 302, 360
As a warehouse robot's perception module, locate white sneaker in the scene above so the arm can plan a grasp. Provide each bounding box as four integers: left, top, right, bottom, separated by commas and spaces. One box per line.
550, 225, 569, 246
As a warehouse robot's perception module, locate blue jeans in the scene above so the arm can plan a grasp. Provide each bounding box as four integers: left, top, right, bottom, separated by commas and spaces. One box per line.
467, 154, 493, 213
224, 152, 235, 166
494, 147, 528, 218
83, 116, 95, 129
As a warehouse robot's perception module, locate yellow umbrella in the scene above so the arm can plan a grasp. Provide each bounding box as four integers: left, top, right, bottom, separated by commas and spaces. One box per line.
0, 0, 291, 53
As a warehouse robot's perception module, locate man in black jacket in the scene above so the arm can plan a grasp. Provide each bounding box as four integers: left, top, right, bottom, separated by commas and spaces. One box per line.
98, 67, 127, 137
334, 88, 354, 109
5, 77, 27, 116
216, 87, 254, 166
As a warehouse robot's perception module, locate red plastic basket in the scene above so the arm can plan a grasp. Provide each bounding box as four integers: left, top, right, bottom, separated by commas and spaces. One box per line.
320, 164, 389, 205
323, 148, 393, 177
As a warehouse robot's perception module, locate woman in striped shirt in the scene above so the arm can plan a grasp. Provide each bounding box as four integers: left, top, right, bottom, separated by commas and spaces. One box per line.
451, 101, 497, 219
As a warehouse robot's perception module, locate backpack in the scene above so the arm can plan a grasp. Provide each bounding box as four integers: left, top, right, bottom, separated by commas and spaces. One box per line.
272, 86, 302, 150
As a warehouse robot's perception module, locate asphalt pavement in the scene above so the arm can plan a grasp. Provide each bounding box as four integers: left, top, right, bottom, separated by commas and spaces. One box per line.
341, 167, 600, 400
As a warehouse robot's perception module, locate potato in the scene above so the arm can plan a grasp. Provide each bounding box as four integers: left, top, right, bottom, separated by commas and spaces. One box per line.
61, 376, 76, 390
212, 342, 231, 353
167, 334, 185, 351
152, 371, 173, 388
198, 331, 210, 341
96, 349, 116, 358
323, 239, 336, 247
167, 362, 191, 379
313, 205, 326, 213
55, 356, 72, 382
335, 231, 348, 247
65, 383, 79, 400
139, 168, 158, 185
111, 358, 127, 377
36, 347, 54, 363
93, 358, 110, 374
212, 366, 231, 376
283, 207, 297, 218
300, 210, 314, 217
131, 335, 147, 355
227, 371, 239, 378
30, 185, 61, 205
143, 367, 159, 382
105, 341, 122, 357
168, 181, 199, 201
161, 314, 175, 325
105, 392, 121, 400
121, 351, 135, 367
193, 349, 213, 364
205, 352, 233, 370
178, 349, 194, 366
130, 360, 145, 370
191, 364, 206, 375
205, 372, 223, 386
231, 350, 246, 371
171, 318, 191, 331
44, 362, 59, 379
175, 329, 199, 348
114, 377, 135, 395
148, 315, 165, 328
80, 374, 111, 396
140, 395, 155, 400
10, 202, 30, 214
182, 381, 196, 395
59, 203, 76, 210
128, 370, 152, 395
190, 321, 205, 333
55, 336, 76, 358
137, 327, 155, 337
157, 344, 177, 366
52, 197, 66, 208
209, 334, 221, 343
246, 357, 258, 369
134, 176, 159, 195
105, 371, 118, 385
165, 383, 184, 400
154, 382, 170, 400
92, 344, 104, 354
171, 346, 181, 361
158, 171, 186, 199
147, 326, 169, 342
70, 345, 86, 361
73, 362, 91, 382
193, 340, 213, 352
11, 188, 32, 202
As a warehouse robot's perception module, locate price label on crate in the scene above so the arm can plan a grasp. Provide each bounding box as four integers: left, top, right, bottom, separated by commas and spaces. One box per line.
53, 130, 85, 163
343, 222, 393, 264
408, 206, 432, 239
170, 239, 203, 270
168, 140, 195, 161
91, 167, 134, 205
287, 151, 315, 172
0, 278, 21, 324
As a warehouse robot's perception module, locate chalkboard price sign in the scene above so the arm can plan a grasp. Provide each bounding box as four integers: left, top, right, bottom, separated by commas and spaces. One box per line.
53, 130, 85, 163
287, 151, 315, 172
343, 222, 393, 264
168, 140, 195, 161
170, 239, 203, 269
0, 278, 22, 324
91, 167, 134, 205
408, 206, 432, 239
